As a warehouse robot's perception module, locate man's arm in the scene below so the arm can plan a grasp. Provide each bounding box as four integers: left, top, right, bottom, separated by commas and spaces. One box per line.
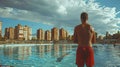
73, 27, 78, 43
92, 31, 96, 44
90, 26, 96, 44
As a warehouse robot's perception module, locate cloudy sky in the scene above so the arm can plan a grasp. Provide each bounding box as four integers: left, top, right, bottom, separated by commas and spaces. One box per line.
0, 0, 120, 36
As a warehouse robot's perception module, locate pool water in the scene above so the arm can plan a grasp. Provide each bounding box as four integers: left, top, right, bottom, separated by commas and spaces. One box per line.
0, 44, 120, 67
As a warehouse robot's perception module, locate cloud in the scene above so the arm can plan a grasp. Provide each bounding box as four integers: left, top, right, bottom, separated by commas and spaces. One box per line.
0, 0, 120, 35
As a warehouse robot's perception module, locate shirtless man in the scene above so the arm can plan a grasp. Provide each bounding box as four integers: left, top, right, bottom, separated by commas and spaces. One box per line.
73, 12, 96, 67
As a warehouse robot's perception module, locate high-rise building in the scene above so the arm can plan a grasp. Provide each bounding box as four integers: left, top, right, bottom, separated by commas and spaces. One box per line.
4, 27, 14, 40
59, 28, 68, 40
24, 26, 32, 40
66, 31, 68, 39
37, 29, 44, 40
9, 27, 14, 40
23, 25, 32, 40
0, 22, 2, 35
0, 22, 2, 39
23, 25, 28, 40
45, 30, 51, 41
28, 27, 32, 40
51, 27, 59, 41
106, 31, 109, 38
4, 28, 9, 39
14, 24, 24, 40
14, 24, 32, 40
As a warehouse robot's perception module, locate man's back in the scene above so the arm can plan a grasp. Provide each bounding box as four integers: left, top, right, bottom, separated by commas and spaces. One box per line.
74, 23, 96, 46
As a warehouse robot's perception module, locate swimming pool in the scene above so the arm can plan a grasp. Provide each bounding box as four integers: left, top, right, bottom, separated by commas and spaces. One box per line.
0, 44, 120, 67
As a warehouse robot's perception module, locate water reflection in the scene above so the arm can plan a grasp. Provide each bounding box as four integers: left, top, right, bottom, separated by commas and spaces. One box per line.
3, 46, 32, 60
53, 44, 60, 57
38, 45, 45, 57
2, 44, 73, 61
4, 46, 14, 59
16, 46, 31, 60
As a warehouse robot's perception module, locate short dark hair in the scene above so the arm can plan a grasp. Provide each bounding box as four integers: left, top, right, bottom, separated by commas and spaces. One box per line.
81, 12, 88, 21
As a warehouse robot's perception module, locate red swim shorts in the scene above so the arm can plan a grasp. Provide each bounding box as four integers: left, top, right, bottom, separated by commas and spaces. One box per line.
76, 46, 94, 66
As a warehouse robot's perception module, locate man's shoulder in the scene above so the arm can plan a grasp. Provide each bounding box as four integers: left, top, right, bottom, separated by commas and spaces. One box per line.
86, 23, 91, 27
75, 24, 81, 29
85, 24, 94, 32
87, 24, 94, 31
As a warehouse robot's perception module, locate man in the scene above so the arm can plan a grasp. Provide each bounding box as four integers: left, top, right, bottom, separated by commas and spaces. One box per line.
73, 12, 96, 67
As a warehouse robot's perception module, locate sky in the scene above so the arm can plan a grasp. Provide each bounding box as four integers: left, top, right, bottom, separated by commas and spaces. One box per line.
0, 0, 120, 36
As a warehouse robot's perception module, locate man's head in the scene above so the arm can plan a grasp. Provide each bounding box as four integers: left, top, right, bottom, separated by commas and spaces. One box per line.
80, 12, 88, 23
